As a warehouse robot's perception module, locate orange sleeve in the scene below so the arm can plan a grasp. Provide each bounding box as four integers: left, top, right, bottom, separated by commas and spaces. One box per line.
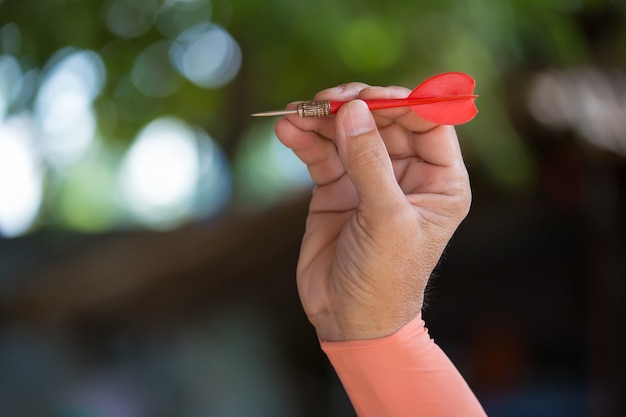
321, 313, 487, 417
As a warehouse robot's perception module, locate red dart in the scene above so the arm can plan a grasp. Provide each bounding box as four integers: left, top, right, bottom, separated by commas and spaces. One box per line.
251, 72, 478, 125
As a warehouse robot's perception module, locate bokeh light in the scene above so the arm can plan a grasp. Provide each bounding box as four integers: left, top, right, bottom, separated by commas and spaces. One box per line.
104, 0, 160, 39
170, 22, 241, 89
528, 68, 626, 156
154, 0, 213, 39
0, 116, 43, 237
131, 40, 183, 98
0, 54, 21, 119
35, 48, 105, 167
119, 117, 231, 229
234, 121, 311, 210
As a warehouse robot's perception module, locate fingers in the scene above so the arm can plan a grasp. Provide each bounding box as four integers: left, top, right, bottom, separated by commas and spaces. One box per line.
334, 100, 405, 212
357, 85, 438, 133
275, 82, 467, 193
283, 82, 371, 141
356, 86, 465, 168
410, 124, 465, 168
274, 82, 372, 186
274, 117, 345, 187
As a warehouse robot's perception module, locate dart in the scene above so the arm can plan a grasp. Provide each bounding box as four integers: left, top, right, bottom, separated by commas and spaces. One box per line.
251, 72, 478, 125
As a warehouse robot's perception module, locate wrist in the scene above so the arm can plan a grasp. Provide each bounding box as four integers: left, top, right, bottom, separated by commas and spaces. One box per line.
311, 303, 422, 342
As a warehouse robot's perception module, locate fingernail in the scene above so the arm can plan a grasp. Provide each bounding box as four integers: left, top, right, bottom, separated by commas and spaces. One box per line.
342, 100, 375, 137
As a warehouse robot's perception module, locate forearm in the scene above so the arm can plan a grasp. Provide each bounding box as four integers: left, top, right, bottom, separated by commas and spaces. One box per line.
321, 313, 487, 417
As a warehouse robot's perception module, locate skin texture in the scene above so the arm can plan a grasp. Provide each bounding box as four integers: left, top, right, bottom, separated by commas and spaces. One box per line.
274, 82, 471, 342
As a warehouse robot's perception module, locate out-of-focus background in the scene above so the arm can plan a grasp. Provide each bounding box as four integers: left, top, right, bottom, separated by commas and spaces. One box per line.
0, 0, 625, 415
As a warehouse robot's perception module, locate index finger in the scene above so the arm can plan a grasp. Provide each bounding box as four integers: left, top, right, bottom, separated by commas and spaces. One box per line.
356, 87, 466, 167
410, 124, 465, 168
357, 86, 439, 133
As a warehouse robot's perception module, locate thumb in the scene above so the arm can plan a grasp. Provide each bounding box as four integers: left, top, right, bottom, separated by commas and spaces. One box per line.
336, 100, 404, 211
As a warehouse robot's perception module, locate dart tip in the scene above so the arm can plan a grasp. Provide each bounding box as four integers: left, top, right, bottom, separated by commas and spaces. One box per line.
251, 109, 298, 117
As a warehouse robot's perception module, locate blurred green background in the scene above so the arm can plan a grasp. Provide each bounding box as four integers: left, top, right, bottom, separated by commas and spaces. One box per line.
0, 0, 625, 416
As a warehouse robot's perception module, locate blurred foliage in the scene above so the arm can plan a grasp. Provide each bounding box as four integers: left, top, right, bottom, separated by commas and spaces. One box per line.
0, 0, 625, 234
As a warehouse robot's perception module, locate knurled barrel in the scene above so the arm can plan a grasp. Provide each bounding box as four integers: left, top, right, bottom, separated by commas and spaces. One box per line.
297, 101, 331, 117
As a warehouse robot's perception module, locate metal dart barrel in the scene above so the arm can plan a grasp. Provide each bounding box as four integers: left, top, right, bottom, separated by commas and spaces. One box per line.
296, 100, 331, 117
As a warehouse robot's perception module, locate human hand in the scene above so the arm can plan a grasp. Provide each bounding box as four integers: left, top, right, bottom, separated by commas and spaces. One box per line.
274, 83, 471, 342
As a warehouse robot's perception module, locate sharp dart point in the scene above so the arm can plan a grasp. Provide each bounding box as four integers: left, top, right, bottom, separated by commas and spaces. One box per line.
251, 109, 298, 117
